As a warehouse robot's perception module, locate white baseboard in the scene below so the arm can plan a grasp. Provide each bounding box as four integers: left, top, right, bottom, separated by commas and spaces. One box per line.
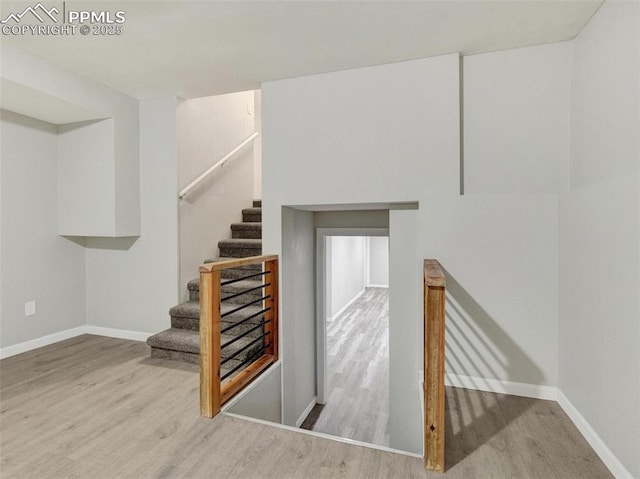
0, 326, 87, 359
0, 325, 152, 359
367, 284, 389, 289
445, 373, 558, 401
85, 326, 152, 342
296, 396, 318, 427
329, 288, 365, 321
557, 391, 632, 479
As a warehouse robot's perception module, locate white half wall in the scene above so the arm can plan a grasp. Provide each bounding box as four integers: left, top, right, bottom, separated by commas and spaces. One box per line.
178, 91, 255, 296
328, 236, 366, 318
559, 2, 640, 477
0, 110, 85, 348
85, 97, 179, 334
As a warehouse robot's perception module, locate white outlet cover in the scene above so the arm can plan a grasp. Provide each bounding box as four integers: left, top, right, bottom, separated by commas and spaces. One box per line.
25, 301, 36, 316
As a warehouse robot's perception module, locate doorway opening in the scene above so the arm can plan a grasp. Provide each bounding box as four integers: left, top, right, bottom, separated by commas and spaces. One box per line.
301, 229, 390, 447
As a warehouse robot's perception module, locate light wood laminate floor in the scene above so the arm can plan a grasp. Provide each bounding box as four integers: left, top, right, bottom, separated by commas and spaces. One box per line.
301, 287, 390, 446
0, 335, 613, 478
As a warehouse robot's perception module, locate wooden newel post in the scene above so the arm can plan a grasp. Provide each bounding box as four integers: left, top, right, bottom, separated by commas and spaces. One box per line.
199, 267, 222, 418
264, 259, 279, 361
424, 260, 446, 472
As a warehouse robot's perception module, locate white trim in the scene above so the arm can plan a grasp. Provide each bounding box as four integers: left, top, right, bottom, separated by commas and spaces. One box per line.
329, 288, 365, 321
0, 326, 86, 359
366, 284, 389, 289
296, 396, 318, 427
445, 373, 558, 401
0, 325, 152, 359
223, 411, 422, 458
85, 326, 152, 342
557, 390, 632, 479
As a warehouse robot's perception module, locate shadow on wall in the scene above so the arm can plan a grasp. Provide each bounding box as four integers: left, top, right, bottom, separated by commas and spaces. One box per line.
63, 236, 139, 251
441, 268, 544, 470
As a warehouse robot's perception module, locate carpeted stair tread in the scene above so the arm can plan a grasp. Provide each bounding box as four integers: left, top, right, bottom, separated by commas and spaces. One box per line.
253, 200, 262, 207
188, 278, 265, 303
218, 238, 262, 249
231, 222, 262, 239
169, 300, 264, 320
218, 238, 262, 258
242, 208, 261, 222
147, 328, 263, 360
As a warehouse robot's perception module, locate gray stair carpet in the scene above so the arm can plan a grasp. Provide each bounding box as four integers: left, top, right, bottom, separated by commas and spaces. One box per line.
147, 200, 263, 375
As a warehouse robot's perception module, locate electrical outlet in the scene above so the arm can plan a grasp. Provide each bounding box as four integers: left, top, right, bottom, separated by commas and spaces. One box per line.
25, 300, 36, 316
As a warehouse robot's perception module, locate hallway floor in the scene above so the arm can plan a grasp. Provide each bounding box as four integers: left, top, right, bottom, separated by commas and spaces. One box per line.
301, 287, 390, 446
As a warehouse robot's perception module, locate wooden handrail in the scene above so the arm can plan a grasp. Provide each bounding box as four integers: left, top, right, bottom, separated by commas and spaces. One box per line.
200, 255, 279, 418
423, 259, 446, 472
200, 255, 279, 273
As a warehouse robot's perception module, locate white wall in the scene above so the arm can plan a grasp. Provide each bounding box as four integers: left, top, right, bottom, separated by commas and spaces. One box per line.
464, 42, 572, 194
1, 43, 140, 237
262, 54, 460, 453
258, 48, 570, 455
559, 2, 640, 477
422, 194, 558, 387
328, 236, 366, 318
368, 236, 389, 287
280, 207, 316, 426
226, 362, 282, 424
178, 91, 255, 295
85, 97, 179, 335
58, 119, 115, 236
254, 89, 263, 199
1, 110, 85, 348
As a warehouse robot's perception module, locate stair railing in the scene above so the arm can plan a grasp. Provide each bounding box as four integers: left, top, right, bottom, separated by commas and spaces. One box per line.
179, 132, 259, 200
423, 259, 446, 472
199, 254, 278, 418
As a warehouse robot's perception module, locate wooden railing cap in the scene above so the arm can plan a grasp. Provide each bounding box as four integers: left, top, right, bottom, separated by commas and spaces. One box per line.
200, 254, 279, 273
424, 259, 446, 287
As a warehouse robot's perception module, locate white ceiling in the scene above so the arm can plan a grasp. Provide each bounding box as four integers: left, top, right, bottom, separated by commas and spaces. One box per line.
1, 1, 603, 99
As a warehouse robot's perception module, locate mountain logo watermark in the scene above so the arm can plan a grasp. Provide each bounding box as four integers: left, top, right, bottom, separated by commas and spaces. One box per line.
1, 3, 59, 24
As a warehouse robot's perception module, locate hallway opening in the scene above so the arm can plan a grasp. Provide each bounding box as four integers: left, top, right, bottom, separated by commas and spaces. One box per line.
301, 234, 390, 447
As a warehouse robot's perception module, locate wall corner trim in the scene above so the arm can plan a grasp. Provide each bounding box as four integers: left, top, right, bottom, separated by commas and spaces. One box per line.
556, 390, 633, 479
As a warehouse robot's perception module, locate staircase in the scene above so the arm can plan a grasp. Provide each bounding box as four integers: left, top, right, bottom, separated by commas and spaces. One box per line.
147, 200, 263, 377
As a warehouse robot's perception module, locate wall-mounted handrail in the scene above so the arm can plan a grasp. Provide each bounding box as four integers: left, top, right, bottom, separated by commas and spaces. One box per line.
424, 259, 446, 472
178, 132, 259, 200
199, 254, 278, 418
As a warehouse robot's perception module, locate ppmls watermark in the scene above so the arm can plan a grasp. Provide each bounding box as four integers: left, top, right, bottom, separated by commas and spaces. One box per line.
1, 2, 126, 36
